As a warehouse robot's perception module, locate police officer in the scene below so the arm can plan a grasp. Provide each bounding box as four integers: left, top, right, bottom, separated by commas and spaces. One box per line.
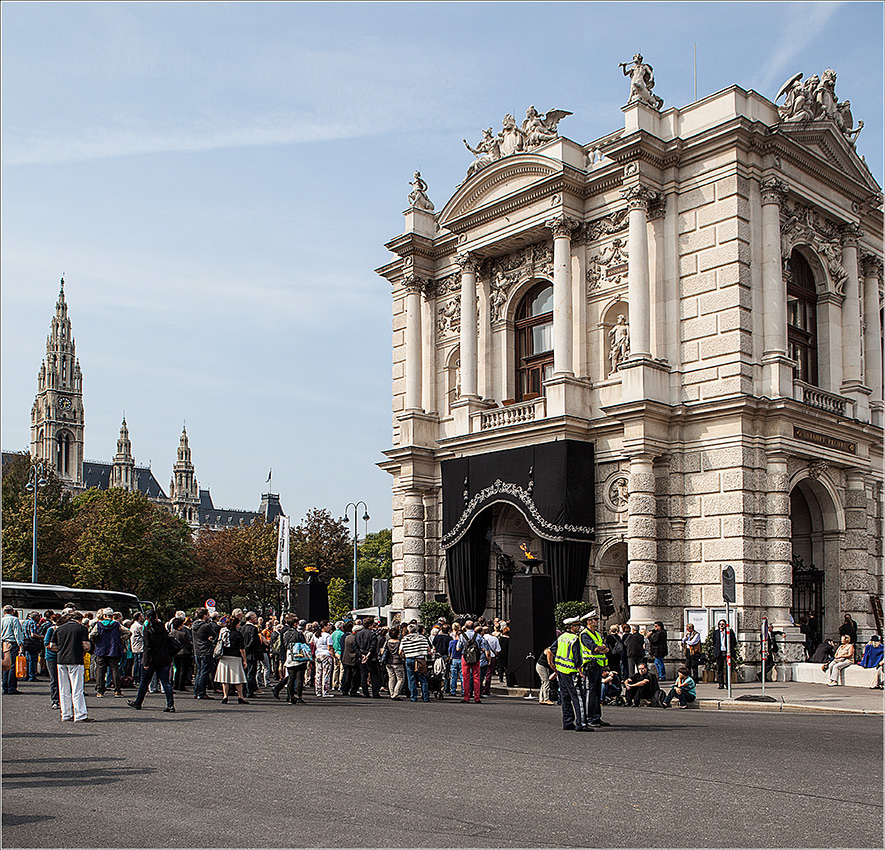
579, 610, 610, 727
545, 616, 590, 732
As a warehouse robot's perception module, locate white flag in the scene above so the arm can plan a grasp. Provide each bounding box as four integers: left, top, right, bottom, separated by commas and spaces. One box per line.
276, 514, 290, 581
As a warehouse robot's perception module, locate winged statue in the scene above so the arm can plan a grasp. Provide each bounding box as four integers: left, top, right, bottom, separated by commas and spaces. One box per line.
522, 106, 573, 148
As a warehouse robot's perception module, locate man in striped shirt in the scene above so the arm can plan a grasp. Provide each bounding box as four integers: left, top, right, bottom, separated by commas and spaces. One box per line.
399, 624, 431, 703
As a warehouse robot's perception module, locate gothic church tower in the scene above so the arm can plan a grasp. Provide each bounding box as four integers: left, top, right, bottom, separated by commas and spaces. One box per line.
31, 278, 84, 486
110, 416, 137, 491
169, 426, 200, 526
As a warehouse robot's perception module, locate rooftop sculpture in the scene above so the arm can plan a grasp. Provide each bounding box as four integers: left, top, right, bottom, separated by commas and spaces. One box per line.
619, 53, 663, 111
775, 68, 863, 144
462, 106, 571, 180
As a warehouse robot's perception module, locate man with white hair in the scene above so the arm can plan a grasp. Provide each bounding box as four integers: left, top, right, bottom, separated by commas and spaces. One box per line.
49, 611, 96, 722
89, 607, 130, 698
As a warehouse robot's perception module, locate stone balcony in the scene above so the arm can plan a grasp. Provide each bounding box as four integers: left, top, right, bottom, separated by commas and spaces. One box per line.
474, 397, 547, 431
794, 380, 855, 418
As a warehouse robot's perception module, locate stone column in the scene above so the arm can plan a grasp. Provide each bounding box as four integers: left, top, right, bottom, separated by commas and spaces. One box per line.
401, 491, 426, 621
764, 453, 792, 628
545, 216, 577, 376
760, 178, 790, 398
456, 254, 478, 398
844, 470, 871, 630
627, 454, 657, 625
403, 278, 423, 412
861, 254, 883, 423
621, 185, 655, 359
840, 225, 864, 393
421, 283, 437, 413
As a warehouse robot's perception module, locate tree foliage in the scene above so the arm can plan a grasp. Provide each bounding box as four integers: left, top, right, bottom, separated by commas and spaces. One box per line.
289, 508, 351, 583
554, 600, 596, 629
327, 576, 351, 620
356, 528, 393, 608
2, 452, 76, 584
67, 487, 195, 608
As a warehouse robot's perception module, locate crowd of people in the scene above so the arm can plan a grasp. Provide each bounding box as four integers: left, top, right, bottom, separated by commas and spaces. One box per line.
3, 603, 882, 727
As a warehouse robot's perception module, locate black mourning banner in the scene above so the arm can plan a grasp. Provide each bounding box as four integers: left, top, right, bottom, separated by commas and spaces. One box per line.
442, 440, 595, 611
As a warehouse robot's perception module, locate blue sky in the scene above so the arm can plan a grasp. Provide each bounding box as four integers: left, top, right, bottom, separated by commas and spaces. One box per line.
2, 1, 882, 531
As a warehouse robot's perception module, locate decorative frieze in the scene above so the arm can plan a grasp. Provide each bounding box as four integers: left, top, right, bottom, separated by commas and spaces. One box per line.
780, 201, 847, 294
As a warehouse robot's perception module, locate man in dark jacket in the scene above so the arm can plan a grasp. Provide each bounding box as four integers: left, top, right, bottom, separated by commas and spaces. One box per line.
354, 617, 381, 698
624, 663, 658, 706
648, 621, 668, 681
712, 619, 738, 689
623, 626, 645, 677
340, 623, 360, 696
240, 612, 262, 697
88, 607, 130, 698
191, 608, 215, 700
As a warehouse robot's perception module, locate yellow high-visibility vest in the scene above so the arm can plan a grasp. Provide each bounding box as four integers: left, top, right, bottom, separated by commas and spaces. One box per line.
554, 633, 581, 674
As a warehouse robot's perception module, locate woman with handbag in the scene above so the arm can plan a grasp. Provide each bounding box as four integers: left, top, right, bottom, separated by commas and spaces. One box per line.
273, 615, 310, 704
383, 626, 405, 700
213, 615, 249, 704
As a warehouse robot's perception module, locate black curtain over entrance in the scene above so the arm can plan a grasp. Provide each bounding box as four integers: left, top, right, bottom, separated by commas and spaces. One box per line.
541, 540, 593, 604
441, 440, 595, 612
445, 513, 491, 616
441, 440, 595, 547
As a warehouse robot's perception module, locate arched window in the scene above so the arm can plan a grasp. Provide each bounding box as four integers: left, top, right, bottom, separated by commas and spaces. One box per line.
787, 250, 818, 386
515, 282, 554, 401
56, 432, 71, 475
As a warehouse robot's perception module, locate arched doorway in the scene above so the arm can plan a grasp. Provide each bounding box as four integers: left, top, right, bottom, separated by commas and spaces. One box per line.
790, 476, 842, 637
596, 540, 629, 626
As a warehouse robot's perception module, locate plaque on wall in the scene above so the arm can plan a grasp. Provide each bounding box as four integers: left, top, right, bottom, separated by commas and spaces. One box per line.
793, 426, 856, 455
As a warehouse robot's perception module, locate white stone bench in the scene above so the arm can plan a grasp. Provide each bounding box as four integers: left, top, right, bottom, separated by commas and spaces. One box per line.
791, 662, 879, 688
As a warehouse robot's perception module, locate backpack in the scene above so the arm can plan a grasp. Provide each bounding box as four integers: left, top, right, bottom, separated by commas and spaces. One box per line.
462, 634, 480, 665
286, 640, 311, 666
270, 631, 282, 655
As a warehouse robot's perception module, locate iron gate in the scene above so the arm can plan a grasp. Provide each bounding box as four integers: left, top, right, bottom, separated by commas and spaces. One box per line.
791, 554, 824, 627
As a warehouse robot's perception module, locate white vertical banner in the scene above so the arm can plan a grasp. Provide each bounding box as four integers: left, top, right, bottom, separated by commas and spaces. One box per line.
276, 515, 290, 581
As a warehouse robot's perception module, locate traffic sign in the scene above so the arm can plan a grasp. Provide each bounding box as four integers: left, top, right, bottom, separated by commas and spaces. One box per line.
205, 599, 216, 609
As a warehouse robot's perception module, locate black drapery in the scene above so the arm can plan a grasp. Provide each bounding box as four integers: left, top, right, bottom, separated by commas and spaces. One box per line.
441, 440, 596, 611
445, 514, 491, 616
441, 440, 595, 547
541, 540, 592, 604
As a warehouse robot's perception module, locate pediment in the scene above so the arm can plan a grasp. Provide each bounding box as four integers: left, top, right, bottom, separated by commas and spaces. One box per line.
775, 121, 881, 193
439, 154, 563, 226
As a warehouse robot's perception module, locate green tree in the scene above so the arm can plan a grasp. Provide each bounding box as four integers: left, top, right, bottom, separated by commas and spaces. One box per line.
554, 600, 596, 629
289, 508, 351, 583
1, 451, 76, 584
69, 487, 195, 608
327, 576, 351, 620
356, 528, 392, 607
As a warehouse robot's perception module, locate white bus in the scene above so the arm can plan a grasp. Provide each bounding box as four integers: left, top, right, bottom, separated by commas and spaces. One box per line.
1, 582, 148, 618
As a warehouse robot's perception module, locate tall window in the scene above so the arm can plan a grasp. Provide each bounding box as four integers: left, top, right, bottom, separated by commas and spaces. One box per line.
516, 282, 554, 401
787, 250, 818, 386
56, 432, 70, 475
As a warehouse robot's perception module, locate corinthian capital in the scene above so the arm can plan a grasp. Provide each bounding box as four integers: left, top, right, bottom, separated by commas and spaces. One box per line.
840, 222, 863, 248
403, 275, 428, 294
455, 252, 478, 274
619, 184, 657, 211
760, 176, 789, 205
544, 216, 579, 238
860, 252, 883, 279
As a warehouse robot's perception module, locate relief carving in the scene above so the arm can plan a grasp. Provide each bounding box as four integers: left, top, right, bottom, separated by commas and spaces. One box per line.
437, 299, 461, 336
587, 238, 629, 293
780, 201, 847, 294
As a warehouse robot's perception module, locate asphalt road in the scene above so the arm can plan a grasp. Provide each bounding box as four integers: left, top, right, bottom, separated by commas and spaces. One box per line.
2, 681, 882, 849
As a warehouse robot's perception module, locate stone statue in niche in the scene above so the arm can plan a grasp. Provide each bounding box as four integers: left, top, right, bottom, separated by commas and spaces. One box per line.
619, 53, 663, 110
775, 68, 863, 144
408, 171, 435, 212
522, 105, 573, 148
609, 314, 630, 373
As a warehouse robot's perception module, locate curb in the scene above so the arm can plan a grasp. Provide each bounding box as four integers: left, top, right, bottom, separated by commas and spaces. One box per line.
488, 686, 883, 716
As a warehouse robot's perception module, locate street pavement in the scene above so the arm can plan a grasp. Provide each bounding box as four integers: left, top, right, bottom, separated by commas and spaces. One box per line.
2, 679, 883, 849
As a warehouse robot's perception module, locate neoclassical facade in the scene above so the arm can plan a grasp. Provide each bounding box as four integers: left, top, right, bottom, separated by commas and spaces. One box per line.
378, 63, 884, 662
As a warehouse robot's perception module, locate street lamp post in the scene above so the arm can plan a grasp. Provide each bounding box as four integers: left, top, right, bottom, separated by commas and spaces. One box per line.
25, 461, 48, 584
345, 501, 369, 612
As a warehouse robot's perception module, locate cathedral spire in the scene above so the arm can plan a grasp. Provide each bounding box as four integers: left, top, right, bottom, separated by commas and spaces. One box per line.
111, 413, 136, 491
171, 424, 199, 527
31, 279, 84, 486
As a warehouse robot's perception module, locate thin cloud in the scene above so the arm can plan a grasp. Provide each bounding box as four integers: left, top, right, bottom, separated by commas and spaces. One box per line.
753, 1, 845, 96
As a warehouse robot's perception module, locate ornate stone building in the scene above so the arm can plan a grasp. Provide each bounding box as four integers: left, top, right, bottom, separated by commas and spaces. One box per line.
21, 279, 282, 531
378, 61, 884, 662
